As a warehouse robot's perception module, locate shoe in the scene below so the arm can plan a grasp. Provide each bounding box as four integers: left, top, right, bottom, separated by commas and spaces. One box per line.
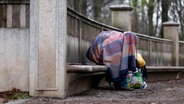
120, 87, 134, 91
142, 81, 147, 89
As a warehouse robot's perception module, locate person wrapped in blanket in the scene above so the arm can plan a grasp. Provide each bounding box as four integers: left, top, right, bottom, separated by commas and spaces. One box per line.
86, 31, 139, 91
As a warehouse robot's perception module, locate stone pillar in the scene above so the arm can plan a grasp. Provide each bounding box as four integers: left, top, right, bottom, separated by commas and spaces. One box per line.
163, 22, 179, 66
109, 5, 133, 31
30, 0, 67, 98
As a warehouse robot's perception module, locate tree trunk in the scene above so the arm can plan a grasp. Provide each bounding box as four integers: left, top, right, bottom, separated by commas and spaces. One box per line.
132, 0, 139, 33
148, 0, 155, 36
160, 0, 170, 38
74, 0, 87, 16
177, 1, 184, 40
93, 0, 102, 21
154, 0, 161, 36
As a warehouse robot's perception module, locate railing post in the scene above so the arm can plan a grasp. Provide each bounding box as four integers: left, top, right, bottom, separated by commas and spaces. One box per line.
30, 0, 67, 98
162, 22, 179, 66
109, 5, 133, 31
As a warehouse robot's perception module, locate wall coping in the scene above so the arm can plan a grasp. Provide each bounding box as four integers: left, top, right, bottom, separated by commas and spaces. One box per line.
109, 5, 133, 11
0, 0, 29, 4
162, 21, 180, 26
137, 33, 173, 42
67, 7, 124, 32
67, 65, 108, 73
147, 66, 184, 72
179, 41, 184, 44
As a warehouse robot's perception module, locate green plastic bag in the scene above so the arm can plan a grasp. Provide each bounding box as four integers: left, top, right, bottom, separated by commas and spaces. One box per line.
127, 70, 143, 89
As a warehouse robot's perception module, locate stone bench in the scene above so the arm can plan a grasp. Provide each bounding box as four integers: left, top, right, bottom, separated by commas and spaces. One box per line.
146, 66, 184, 82
67, 65, 108, 73
66, 65, 184, 96
66, 65, 108, 96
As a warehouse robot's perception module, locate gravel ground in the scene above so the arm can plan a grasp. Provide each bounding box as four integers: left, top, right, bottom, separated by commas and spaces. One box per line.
7, 79, 184, 104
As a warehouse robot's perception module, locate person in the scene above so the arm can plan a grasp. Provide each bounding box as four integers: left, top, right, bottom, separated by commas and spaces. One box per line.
136, 53, 148, 89
86, 31, 139, 91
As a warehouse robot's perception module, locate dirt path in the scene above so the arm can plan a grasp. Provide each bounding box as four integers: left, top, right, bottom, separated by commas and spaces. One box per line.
8, 79, 184, 104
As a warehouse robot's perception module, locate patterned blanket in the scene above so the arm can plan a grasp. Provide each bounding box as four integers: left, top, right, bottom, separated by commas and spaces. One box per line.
86, 31, 139, 82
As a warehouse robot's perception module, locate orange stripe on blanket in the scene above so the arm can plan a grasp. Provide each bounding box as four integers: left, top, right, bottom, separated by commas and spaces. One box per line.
92, 54, 98, 63
128, 45, 136, 55
92, 45, 101, 63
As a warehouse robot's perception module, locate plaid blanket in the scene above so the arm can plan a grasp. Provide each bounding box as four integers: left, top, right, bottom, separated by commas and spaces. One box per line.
86, 31, 139, 82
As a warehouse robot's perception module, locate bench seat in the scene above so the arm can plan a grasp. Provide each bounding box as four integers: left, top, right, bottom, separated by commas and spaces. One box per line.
66, 65, 184, 96
67, 65, 108, 73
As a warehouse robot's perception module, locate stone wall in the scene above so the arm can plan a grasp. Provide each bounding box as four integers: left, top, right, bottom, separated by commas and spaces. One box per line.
0, 0, 29, 28
0, 28, 29, 91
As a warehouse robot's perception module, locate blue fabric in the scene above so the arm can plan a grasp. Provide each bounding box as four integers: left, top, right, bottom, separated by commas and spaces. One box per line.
120, 76, 128, 87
